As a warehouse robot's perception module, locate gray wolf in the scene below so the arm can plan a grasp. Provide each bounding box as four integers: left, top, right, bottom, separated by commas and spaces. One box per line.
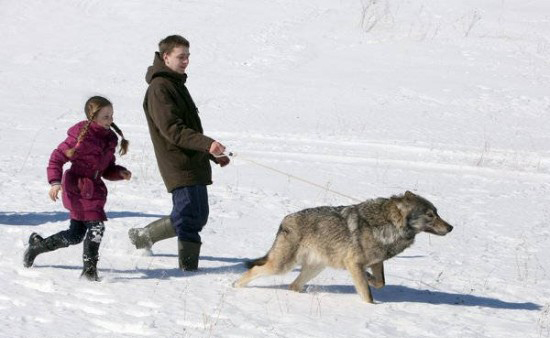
233, 191, 453, 303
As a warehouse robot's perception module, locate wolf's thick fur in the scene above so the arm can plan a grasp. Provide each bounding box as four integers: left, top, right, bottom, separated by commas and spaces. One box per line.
233, 191, 453, 303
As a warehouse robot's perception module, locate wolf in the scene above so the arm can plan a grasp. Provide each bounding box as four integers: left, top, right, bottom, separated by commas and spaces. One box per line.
233, 191, 453, 303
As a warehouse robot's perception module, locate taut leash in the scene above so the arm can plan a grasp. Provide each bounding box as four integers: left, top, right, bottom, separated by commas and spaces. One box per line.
214, 152, 362, 203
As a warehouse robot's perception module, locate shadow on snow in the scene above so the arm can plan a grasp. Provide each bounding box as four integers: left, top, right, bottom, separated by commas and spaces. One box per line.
34, 255, 248, 280
315, 284, 541, 310
33, 257, 540, 310
0, 211, 165, 226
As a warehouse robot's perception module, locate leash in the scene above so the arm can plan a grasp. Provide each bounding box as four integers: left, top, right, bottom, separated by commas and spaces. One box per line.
214, 152, 362, 203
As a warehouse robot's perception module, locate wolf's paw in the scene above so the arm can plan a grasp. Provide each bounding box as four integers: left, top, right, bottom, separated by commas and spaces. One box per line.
288, 283, 305, 293
368, 280, 385, 289
366, 273, 385, 289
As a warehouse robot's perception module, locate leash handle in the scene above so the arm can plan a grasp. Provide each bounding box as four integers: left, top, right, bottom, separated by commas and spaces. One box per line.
212, 152, 235, 158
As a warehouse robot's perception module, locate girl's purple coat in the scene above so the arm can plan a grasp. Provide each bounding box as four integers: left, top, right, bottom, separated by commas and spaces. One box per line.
47, 121, 127, 221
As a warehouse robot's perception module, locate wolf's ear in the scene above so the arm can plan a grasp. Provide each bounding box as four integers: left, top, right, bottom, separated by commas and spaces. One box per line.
393, 198, 407, 213
404, 191, 416, 199
389, 197, 407, 227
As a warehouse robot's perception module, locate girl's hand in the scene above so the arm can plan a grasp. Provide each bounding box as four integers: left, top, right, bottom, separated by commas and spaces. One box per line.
49, 184, 62, 201
120, 170, 132, 180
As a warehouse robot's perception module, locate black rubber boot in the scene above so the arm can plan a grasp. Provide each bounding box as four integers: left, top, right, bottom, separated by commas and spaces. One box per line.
128, 216, 176, 250
178, 240, 201, 271
81, 255, 99, 281
23, 232, 69, 268
80, 222, 104, 282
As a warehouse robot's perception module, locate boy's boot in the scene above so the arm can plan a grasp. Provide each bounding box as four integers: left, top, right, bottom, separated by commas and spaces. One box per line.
23, 232, 68, 268
80, 222, 104, 282
128, 216, 176, 250
178, 240, 201, 271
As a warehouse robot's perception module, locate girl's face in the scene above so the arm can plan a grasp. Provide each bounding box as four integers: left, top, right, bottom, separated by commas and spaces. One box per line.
93, 106, 113, 129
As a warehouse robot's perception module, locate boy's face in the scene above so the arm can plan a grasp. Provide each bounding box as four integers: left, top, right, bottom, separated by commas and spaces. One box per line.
93, 106, 113, 129
163, 46, 190, 74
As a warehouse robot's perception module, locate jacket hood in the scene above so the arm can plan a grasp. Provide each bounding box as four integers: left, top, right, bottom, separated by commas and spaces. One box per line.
145, 52, 187, 84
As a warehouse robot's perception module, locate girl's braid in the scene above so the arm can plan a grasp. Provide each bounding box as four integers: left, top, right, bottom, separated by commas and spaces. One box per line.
64, 111, 97, 158
64, 96, 129, 158
110, 122, 129, 156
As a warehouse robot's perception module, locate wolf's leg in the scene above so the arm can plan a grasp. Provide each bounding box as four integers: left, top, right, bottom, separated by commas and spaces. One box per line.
289, 265, 325, 292
233, 261, 277, 288
346, 262, 374, 303
368, 262, 385, 289
234, 219, 299, 288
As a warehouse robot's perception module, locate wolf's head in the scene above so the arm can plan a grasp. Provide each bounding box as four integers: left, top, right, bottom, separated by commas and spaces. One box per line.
391, 191, 453, 236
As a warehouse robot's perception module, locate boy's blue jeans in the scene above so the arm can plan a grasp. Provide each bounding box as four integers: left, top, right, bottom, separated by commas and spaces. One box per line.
170, 185, 209, 244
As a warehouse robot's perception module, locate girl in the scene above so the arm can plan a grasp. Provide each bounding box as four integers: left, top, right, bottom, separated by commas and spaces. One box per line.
23, 96, 132, 281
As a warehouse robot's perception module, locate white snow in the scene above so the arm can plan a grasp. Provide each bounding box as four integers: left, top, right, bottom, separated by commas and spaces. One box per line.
1, 0, 549, 337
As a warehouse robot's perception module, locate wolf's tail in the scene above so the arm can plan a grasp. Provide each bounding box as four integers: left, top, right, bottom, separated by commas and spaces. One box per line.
245, 255, 268, 269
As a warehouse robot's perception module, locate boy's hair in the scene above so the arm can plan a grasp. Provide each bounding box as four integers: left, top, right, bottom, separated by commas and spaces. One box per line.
65, 96, 129, 158
159, 35, 190, 58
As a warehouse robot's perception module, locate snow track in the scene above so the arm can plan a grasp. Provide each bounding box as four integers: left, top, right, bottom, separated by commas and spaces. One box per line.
218, 133, 550, 180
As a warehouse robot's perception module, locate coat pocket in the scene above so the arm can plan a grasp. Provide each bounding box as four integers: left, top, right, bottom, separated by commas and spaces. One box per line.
78, 178, 95, 199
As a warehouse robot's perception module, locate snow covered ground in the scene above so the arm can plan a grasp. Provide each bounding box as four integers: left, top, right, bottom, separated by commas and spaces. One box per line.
1, 0, 549, 337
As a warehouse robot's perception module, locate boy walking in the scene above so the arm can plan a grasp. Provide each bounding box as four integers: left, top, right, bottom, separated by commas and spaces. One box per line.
129, 35, 229, 270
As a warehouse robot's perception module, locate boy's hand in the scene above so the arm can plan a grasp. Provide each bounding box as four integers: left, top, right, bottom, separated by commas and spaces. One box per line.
216, 156, 230, 167
120, 170, 132, 180
49, 184, 62, 201
209, 141, 226, 156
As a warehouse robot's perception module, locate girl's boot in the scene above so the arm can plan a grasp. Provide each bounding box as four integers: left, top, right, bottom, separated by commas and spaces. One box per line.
81, 255, 99, 281
23, 232, 68, 267
80, 221, 104, 281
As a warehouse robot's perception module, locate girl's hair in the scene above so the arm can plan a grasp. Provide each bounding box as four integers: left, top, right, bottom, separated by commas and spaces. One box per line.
111, 122, 129, 155
159, 35, 190, 58
64, 96, 129, 157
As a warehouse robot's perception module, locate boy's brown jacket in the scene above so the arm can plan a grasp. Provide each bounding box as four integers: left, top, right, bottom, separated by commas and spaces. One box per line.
143, 52, 214, 192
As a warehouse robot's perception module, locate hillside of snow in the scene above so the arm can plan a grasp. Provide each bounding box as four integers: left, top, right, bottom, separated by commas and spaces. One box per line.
0, 0, 549, 337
